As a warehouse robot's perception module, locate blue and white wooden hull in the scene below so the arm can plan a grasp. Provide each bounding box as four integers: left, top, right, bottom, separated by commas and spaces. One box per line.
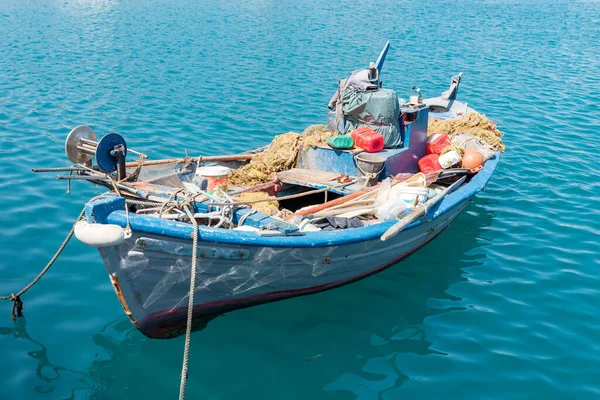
87, 155, 498, 338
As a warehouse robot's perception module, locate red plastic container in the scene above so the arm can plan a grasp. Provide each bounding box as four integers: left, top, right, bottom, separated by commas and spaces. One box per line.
418, 154, 442, 174
426, 133, 452, 155
351, 127, 384, 153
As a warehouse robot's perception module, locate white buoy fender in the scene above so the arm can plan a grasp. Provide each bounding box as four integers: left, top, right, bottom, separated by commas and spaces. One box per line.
74, 221, 131, 248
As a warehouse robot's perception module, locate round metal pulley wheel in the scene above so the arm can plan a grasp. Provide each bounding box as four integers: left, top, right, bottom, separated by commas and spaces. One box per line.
95, 133, 127, 173
65, 126, 97, 164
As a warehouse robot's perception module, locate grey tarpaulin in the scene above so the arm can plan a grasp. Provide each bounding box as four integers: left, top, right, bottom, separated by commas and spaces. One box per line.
341, 87, 402, 148
328, 69, 402, 149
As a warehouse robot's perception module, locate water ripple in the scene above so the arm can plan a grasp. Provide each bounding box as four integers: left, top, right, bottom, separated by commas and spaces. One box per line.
1, 0, 600, 399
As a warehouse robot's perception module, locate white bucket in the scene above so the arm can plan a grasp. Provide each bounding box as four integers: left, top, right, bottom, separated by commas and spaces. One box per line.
194, 166, 230, 192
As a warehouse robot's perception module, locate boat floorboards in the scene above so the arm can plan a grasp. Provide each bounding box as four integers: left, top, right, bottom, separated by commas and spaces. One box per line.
277, 168, 354, 194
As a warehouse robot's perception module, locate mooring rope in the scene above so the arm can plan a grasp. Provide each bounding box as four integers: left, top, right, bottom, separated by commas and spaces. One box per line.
1, 187, 223, 398
0, 207, 86, 320
0, 193, 120, 320
179, 205, 199, 400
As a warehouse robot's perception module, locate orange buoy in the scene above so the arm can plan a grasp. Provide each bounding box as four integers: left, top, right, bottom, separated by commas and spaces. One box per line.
462, 148, 484, 171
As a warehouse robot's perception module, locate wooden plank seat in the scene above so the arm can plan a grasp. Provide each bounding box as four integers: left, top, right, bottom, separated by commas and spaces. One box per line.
276, 168, 356, 195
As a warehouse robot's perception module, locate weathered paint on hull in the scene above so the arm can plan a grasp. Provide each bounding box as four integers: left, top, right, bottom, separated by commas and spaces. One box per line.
97, 199, 469, 338
87, 154, 499, 338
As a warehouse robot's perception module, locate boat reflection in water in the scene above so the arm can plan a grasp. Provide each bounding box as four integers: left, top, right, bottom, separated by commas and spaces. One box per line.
83, 200, 495, 399
0, 318, 95, 399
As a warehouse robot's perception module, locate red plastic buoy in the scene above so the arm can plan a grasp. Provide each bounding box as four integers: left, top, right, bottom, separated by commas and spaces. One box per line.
351, 127, 384, 153
418, 154, 442, 174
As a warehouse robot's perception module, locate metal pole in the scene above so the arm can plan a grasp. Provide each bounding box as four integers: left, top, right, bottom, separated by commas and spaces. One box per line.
32, 167, 85, 173
76, 145, 96, 155
115, 146, 126, 181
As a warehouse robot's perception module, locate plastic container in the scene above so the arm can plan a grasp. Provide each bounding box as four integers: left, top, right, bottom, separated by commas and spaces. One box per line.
418, 154, 442, 174
438, 150, 462, 168
287, 215, 304, 226
374, 178, 392, 207
375, 198, 407, 221
327, 135, 354, 149
194, 166, 230, 192
426, 133, 452, 155
398, 187, 429, 203
351, 127, 384, 153
390, 186, 430, 208
299, 219, 321, 232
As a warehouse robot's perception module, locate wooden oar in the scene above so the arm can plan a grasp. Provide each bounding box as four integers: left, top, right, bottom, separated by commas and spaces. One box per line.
380, 176, 466, 242
284, 171, 437, 221
313, 201, 377, 218
125, 154, 254, 168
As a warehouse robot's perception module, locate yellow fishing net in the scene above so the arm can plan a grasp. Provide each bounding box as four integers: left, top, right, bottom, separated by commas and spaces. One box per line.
300, 124, 334, 148
428, 113, 505, 152
230, 124, 333, 187
236, 192, 279, 216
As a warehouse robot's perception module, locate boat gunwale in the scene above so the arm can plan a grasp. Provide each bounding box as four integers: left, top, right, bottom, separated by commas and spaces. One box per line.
90, 152, 500, 249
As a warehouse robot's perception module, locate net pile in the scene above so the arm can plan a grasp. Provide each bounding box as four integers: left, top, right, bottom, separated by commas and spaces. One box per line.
230, 124, 333, 187
440, 144, 465, 158
428, 113, 505, 152
236, 192, 280, 216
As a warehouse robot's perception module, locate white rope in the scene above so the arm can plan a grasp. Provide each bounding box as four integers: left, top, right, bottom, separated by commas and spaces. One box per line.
179, 205, 198, 400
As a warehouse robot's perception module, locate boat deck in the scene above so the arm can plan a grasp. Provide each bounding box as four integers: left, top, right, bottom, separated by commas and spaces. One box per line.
276, 168, 357, 195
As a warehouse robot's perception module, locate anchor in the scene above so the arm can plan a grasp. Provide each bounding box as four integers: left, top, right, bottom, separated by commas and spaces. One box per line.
65, 126, 129, 180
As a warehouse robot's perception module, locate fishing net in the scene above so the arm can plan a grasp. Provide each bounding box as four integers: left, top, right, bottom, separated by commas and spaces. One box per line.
300, 124, 334, 148
450, 133, 496, 161
229, 124, 333, 187
428, 113, 505, 152
236, 192, 280, 216
440, 144, 465, 158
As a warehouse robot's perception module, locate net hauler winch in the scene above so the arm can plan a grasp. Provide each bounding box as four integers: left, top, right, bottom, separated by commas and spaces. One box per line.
65, 126, 130, 180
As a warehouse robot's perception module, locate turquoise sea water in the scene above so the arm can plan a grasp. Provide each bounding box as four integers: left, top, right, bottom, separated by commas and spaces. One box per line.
1, 0, 599, 398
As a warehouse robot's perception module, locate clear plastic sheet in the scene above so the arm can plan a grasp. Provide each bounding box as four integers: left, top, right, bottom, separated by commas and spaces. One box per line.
104, 233, 358, 317
98, 202, 464, 327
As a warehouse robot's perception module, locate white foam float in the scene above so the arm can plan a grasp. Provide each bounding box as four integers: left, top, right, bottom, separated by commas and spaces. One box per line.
74, 221, 131, 248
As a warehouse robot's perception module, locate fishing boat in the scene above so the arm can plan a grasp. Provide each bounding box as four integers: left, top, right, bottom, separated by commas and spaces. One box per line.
39, 42, 502, 339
